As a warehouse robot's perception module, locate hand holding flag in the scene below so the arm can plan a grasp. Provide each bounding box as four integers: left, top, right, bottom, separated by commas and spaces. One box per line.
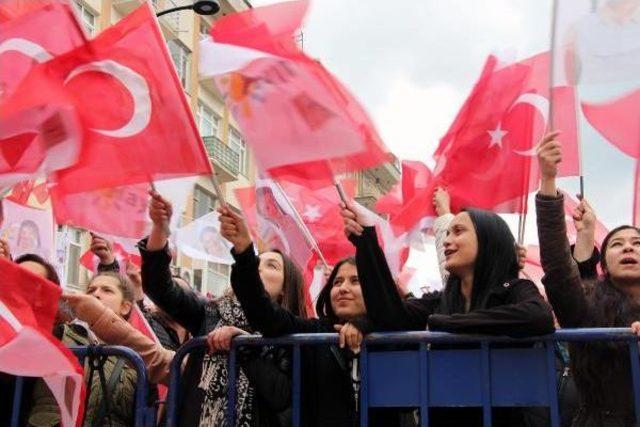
218, 206, 253, 254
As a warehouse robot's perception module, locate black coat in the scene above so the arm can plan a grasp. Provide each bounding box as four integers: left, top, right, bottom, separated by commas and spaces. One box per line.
352, 226, 555, 427
353, 227, 555, 336
230, 246, 401, 427
537, 193, 638, 427
139, 239, 292, 427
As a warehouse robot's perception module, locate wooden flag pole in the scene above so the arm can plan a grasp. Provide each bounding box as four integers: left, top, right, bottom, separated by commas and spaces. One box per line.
272, 181, 330, 269
334, 177, 348, 205
209, 170, 227, 208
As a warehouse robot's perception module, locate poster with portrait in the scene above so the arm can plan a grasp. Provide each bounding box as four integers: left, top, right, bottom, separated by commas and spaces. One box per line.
176, 211, 234, 264
0, 199, 54, 260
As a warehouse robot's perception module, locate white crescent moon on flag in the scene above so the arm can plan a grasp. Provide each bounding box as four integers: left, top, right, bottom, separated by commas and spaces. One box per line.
65, 60, 152, 138
509, 93, 549, 157
0, 38, 53, 62
0, 300, 23, 332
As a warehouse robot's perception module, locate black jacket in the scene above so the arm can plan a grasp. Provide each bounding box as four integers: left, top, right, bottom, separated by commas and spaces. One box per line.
537, 193, 638, 426
352, 226, 555, 427
353, 226, 555, 336
139, 239, 292, 427
231, 245, 401, 427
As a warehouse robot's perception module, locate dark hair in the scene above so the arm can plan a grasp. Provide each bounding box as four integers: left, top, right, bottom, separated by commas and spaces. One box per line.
17, 219, 41, 248
441, 209, 519, 313
15, 253, 60, 285
266, 249, 307, 318
315, 257, 356, 322
570, 225, 640, 407
600, 225, 640, 273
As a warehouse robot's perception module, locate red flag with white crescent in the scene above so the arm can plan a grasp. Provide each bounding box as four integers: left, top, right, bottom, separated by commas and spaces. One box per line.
0, 257, 85, 427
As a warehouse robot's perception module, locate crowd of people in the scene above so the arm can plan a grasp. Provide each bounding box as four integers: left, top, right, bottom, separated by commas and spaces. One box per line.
2, 131, 640, 426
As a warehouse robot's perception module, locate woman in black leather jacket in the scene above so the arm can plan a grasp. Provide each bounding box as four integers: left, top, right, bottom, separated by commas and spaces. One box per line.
141, 191, 305, 427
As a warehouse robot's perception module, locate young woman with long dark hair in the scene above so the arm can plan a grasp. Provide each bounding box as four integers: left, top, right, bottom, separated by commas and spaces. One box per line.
141, 191, 303, 427
339, 195, 554, 426
537, 130, 640, 426
218, 206, 402, 426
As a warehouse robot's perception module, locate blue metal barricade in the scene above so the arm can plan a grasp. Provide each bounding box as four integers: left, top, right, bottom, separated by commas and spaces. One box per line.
164, 328, 640, 427
9, 345, 153, 427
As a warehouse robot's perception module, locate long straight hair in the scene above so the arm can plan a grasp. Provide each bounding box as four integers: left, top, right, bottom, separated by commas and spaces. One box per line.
315, 257, 356, 324
441, 209, 519, 314
573, 225, 640, 408
268, 249, 307, 318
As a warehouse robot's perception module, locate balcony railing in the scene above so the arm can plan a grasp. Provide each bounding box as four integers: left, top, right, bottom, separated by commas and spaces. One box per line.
203, 135, 240, 181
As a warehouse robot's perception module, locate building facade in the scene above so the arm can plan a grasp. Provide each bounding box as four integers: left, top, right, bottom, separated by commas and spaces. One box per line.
60, 0, 399, 295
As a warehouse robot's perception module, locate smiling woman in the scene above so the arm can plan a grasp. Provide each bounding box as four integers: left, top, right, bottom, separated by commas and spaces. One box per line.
218, 204, 403, 426
340, 195, 554, 426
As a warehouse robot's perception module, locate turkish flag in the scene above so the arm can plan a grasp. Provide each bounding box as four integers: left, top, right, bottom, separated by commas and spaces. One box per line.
0, 1, 85, 100
5, 179, 50, 208
302, 252, 323, 317
560, 190, 609, 247
79, 240, 142, 273
0, 257, 85, 427
390, 52, 579, 234
376, 160, 433, 233
0, 102, 82, 188
52, 182, 150, 239
278, 178, 357, 265
0, 1, 85, 188
235, 179, 314, 272
18, 2, 212, 195
582, 89, 640, 159
200, 0, 391, 188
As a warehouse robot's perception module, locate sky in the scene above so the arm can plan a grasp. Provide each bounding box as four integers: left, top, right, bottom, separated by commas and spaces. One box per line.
248, 0, 640, 289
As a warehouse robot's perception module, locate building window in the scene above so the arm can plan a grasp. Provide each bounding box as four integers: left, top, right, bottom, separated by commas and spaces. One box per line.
65, 239, 81, 288
193, 185, 216, 219
168, 40, 191, 90
196, 102, 221, 137
73, 0, 96, 36
229, 128, 248, 175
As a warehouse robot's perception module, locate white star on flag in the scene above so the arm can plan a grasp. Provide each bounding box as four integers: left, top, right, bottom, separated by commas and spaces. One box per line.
487, 124, 508, 149
302, 204, 321, 222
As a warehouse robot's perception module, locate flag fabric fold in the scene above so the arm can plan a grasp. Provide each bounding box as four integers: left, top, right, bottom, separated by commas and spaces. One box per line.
200, 0, 391, 188
0, 257, 85, 427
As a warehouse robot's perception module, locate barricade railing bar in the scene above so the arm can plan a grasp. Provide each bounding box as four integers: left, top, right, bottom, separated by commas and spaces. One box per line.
165, 328, 640, 427
10, 345, 153, 427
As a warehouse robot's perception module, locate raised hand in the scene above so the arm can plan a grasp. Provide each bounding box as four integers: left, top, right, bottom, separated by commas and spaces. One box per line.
148, 190, 173, 227
537, 131, 562, 196
433, 187, 451, 216
218, 206, 252, 253
147, 190, 173, 251
340, 200, 372, 238
572, 198, 596, 234
90, 233, 115, 265
573, 197, 597, 263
